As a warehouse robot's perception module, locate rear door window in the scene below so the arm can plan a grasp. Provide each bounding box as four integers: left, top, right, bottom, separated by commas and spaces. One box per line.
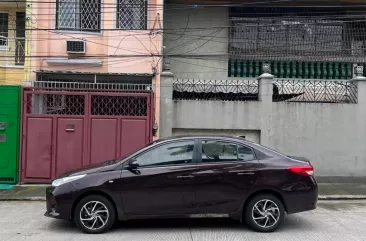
238, 145, 255, 161
201, 140, 255, 163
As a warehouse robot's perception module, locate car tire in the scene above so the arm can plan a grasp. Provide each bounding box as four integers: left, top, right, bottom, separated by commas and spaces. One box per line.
244, 194, 285, 232
74, 195, 116, 234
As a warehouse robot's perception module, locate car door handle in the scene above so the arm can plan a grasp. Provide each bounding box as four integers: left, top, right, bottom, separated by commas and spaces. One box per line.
237, 172, 255, 176
176, 175, 194, 179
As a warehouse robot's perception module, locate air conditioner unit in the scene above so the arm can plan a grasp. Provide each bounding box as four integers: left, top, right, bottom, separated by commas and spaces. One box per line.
66, 40, 86, 54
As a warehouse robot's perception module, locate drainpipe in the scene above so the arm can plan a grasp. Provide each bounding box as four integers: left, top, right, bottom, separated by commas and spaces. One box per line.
160, 0, 165, 74
24, 2, 32, 83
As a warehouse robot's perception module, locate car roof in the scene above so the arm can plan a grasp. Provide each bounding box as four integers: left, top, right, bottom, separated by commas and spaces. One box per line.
153, 135, 281, 158
157, 135, 251, 143
157, 135, 288, 159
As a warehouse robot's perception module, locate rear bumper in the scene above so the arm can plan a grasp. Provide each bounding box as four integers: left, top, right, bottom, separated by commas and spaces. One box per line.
284, 185, 318, 214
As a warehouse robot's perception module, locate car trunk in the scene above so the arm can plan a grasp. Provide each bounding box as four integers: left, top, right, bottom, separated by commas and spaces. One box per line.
287, 156, 311, 165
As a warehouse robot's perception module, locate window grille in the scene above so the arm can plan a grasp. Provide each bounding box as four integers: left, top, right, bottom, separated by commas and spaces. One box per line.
0, 13, 8, 47
56, 0, 101, 32
229, 7, 366, 62
117, 0, 147, 30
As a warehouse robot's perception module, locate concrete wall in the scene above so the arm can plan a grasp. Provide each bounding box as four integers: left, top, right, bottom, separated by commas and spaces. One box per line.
160, 71, 366, 177
163, 7, 229, 79
171, 100, 366, 176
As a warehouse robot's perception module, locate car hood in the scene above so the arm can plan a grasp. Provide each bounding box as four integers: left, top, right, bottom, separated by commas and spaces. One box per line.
57, 159, 120, 178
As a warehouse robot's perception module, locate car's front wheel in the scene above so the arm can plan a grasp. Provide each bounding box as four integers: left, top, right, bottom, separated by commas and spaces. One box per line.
244, 194, 285, 232
74, 195, 116, 234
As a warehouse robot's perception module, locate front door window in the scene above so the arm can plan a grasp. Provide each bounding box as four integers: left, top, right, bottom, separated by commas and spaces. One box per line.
133, 140, 195, 167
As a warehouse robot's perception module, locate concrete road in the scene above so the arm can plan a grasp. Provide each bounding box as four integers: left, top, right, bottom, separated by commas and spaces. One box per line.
0, 201, 365, 241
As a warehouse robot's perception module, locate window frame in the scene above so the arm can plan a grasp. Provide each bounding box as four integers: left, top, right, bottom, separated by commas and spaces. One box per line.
116, 0, 148, 30
0, 12, 9, 50
127, 139, 199, 169
55, 0, 102, 33
197, 139, 257, 165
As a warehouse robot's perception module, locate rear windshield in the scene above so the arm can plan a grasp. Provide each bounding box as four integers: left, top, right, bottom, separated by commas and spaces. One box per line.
249, 142, 287, 158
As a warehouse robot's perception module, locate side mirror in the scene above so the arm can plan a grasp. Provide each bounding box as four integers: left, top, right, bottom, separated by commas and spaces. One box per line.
127, 160, 139, 170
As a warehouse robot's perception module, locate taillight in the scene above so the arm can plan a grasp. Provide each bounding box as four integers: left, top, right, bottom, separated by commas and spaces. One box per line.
287, 165, 314, 176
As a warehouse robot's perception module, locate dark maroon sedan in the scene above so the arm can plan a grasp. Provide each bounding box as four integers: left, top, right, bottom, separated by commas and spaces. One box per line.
45, 135, 317, 234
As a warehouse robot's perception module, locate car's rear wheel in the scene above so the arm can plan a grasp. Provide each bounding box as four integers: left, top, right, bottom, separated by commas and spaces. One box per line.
244, 194, 285, 232
74, 195, 116, 234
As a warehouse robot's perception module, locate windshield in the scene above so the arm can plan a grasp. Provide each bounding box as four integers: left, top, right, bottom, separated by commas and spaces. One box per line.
102, 140, 161, 166
118, 140, 159, 161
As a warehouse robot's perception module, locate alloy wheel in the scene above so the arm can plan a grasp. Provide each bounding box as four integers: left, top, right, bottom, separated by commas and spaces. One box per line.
251, 199, 280, 228
79, 201, 109, 230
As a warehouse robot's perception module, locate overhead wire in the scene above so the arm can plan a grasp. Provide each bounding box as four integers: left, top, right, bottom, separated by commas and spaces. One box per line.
2, 11, 160, 78
3, 0, 366, 80
0, 0, 314, 8
7, 16, 366, 31
0, 57, 155, 81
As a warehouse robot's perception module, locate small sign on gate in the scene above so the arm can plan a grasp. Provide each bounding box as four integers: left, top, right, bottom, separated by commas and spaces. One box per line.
0, 122, 6, 131
65, 124, 75, 132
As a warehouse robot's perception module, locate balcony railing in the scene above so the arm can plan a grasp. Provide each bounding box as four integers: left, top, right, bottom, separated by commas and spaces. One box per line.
273, 78, 358, 103
173, 79, 259, 101
0, 36, 25, 66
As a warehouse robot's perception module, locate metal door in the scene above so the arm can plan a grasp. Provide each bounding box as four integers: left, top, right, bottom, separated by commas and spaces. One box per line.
55, 118, 85, 177
21, 87, 153, 183
0, 86, 21, 184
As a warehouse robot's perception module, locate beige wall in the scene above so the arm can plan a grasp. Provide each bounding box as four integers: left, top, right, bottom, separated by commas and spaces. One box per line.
0, 67, 24, 85
0, 5, 25, 84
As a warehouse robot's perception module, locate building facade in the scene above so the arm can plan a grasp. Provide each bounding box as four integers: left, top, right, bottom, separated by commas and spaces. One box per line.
164, 2, 366, 80
160, 1, 366, 177
16, 0, 164, 183
27, 0, 163, 112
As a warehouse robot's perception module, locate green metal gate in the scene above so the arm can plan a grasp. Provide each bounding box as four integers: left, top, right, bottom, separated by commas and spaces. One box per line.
228, 60, 356, 79
0, 86, 21, 184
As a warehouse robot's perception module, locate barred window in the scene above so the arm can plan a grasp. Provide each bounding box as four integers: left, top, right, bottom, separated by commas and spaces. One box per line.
117, 0, 147, 30
0, 13, 8, 47
56, 0, 101, 32
230, 18, 344, 57
229, 7, 366, 61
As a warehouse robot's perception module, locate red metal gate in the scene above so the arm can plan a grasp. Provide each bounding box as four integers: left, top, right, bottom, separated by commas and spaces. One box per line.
20, 88, 153, 183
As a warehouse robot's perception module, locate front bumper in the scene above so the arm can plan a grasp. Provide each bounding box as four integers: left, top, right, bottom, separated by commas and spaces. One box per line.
45, 184, 77, 220
44, 209, 60, 218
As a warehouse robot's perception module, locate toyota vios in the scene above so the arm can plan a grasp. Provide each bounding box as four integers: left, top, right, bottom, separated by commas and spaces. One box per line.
45, 136, 318, 234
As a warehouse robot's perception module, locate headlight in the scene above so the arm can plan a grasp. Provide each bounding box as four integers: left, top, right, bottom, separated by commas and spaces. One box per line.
52, 174, 86, 187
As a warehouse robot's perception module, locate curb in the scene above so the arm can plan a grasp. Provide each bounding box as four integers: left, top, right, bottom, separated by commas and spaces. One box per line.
318, 195, 366, 200
1, 196, 366, 202
0, 197, 45, 201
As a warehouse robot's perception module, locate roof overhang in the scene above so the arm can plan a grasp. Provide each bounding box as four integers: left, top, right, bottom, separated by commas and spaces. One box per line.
36, 70, 154, 77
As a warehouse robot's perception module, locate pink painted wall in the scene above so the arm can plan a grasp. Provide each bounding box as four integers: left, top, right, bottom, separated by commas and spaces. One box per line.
29, 0, 163, 138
